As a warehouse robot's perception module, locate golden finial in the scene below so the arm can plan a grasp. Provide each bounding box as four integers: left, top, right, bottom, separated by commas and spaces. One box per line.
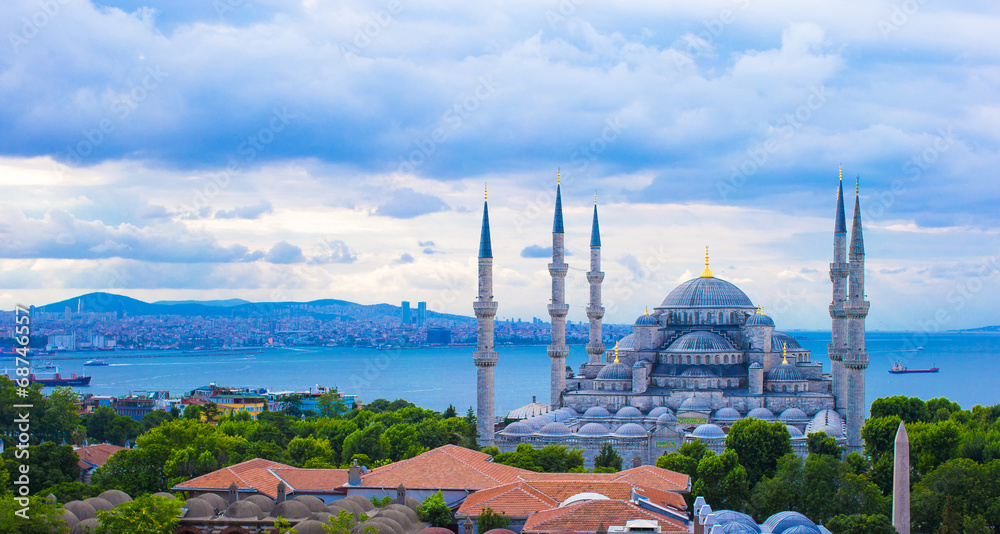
700, 246, 714, 278
782, 342, 788, 365
614, 342, 620, 363
594, 191, 598, 205
839, 165, 842, 182
557, 168, 560, 185
644, 306, 649, 316
756, 306, 762, 315
484, 183, 488, 201
856, 175, 860, 195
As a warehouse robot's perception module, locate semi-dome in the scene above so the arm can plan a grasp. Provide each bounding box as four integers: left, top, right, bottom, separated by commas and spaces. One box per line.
745, 312, 775, 327
616, 334, 636, 351
681, 366, 718, 378
668, 331, 735, 352
656, 412, 678, 426
767, 363, 804, 382
501, 422, 533, 436
786, 425, 804, 438
537, 422, 572, 436
582, 406, 612, 419
713, 407, 741, 422
576, 423, 610, 437
613, 423, 648, 438
632, 360, 645, 368
596, 362, 631, 381
806, 409, 844, 437
634, 313, 658, 326
749, 362, 763, 369
771, 332, 803, 350
660, 276, 755, 309
764, 511, 816, 533
679, 396, 712, 411
614, 406, 643, 419
691, 423, 726, 439
746, 407, 776, 421
811, 423, 844, 438
779, 408, 808, 423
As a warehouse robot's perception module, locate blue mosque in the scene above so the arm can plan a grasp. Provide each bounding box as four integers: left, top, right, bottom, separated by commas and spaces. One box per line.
473, 172, 870, 466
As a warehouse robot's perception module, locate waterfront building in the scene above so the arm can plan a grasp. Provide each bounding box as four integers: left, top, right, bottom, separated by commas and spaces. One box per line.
489, 171, 869, 464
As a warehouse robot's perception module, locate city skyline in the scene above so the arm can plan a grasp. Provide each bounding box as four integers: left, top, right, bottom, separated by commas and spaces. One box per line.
1, 1, 998, 330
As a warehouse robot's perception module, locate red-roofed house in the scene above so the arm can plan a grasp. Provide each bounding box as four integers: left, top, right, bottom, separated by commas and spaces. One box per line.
521, 498, 689, 534
75, 444, 125, 484
172, 458, 349, 502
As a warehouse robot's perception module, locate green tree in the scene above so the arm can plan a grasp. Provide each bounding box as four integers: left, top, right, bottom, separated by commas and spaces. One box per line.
807, 431, 844, 457
476, 507, 511, 531
318, 391, 349, 418
39, 481, 102, 503
826, 513, 897, 534
106, 416, 143, 446
3, 442, 81, 494
37, 386, 81, 445
93, 494, 183, 534
273, 516, 297, 534
141, 410, 175, 431
342, 422, 390, 462
182, 404, 202, 420
0, 494, 69, 534
534, 444, 584, 473
910, 421, 961, 477
594, 443, 623, 471
750, 453, 803, 520
417, 490, 453, 527
938, 496, 961, 534
862, 416, 903, 465
84, 406, 118, 443
443, 404, 457, 418
870, 396, 929, 423
463, 406, 479, 449
370, 495, 392, 507
287, 436, 336, 467
962, 515, 990, 534
692, 450, 749, 513
726, 418, 792, 485
322, 509, 374, 534
383, 423, 419, 461
92, 446, 171, 495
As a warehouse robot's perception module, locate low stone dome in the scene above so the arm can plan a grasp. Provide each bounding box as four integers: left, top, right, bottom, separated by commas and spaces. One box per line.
635, 313, 658, 326
616, 334, 636, 351
97, 490, 132, 506
270, 500, 312, 519
197, 492, 228, 511
679, 396, 712, 411
405, 496, 420, 510
779, 407, 808, 423
811, 423, 843, 438
713, 407, 742, 422
58, 509, 80, 531
294, 520, 329, 534
577, 422, 610, 436
64, 501, 97, 521
767, 363, 804, 382
484, 530, 518, 534
83, 497, 114, 512
362, 516, 405, 534
224, 500, 264, 519
749, 362, 763, 369
596, 362, 631, 381
245, 494, 275, 513
376, 508, 413, 529
746, 407, 776, 421
691, 423, 726, 439
806, 409, 844, 437
656, 412, 678, 426
151, 492, 176, 500
293, 495, 329, 512
646, 406, 671, 419
583, 406, 612, 419
614, 406, 643, 419
668, 331, 735, 352
384, 503, 418, 524
745, 312, 775, 327
71, 517, 100, 534
338, 499, 364, 516
613, 423, 648, 438
312, 512, 332, 523
182, 498, 215, 519
502, 421, 533, 435
771, 332, 803, 350
418, 529, 457, 534
781, 526, 821, 534
712, 510, 760, 532
537, 421, 572, 436
764, 511, 816, 533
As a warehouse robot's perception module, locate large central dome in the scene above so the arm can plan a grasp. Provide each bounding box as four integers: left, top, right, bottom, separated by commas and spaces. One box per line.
660, 276, 755, 309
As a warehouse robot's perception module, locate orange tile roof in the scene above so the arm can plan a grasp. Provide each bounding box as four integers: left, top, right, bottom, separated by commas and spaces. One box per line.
359, 444, 532, 491
75, 444, 126, 470
521, 499, 688, 534
172, 458, 291, 498
272, 468, 349, 493
457, 481, 559, 517
613, 465, 690, 492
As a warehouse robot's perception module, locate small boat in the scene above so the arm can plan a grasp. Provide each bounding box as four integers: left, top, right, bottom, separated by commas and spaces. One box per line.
889, 361, 939, 374
84, 359, 110, 366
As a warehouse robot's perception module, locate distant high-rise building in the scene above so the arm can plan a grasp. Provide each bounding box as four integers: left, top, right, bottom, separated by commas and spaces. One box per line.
417, 302, 426, 326
401, 301, 411, 324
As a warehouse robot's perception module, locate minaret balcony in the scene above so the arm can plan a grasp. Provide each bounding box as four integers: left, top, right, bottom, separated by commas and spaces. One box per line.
828, 305, 848, 318
547, 345, 569, 358
587, 271, 605, 283
845, 301, 870, 315
548, 303, 569, 317
829, 263, 850, 277
473, 301, 499, 316
586, 306, 605, 319
474, 351, 498, 366
827, 344, 846, 361
548, 263, 569, 277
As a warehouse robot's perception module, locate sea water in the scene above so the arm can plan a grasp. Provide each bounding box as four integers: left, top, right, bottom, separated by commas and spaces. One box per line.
18, 331, 1000, 415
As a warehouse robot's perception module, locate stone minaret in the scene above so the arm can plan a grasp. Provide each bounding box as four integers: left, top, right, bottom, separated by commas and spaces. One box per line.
829, 171, 849, 417
548, 178, 569, 407
844, 178, 870, 452
474, 187, 498, 446
893, 421, 910, 534
586, 193, 606, 369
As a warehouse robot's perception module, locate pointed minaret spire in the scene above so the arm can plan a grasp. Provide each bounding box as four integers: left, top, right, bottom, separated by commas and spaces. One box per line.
548, 174, 569, 407
850, 176, 865, 258
473, 187, 498, 446
586, 192, 606, 372
845, 175, 870, 453
830, 172, 849, 417
835, 172, 847, 235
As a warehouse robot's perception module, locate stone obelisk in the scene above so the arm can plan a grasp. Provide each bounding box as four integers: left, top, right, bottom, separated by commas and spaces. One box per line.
893, 421, 910, 534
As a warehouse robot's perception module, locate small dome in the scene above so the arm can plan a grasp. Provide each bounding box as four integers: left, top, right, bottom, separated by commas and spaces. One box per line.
635, 313, 658, 326
691, 423, 726, 439
182, 498, 216, 519
771, 332, 803, 350
806, 409, 844, 437
786, 425, 804, 437
97, 490, 132, 506
614, 406, 643, 419
749, 362, 763, 369
501, 422, 533, 436
64, 501, 96, 522
506, 402, 551, 420
811, 424, 844, 438
779, 408, 808, 423
560, 492, 610, 507
656, 412, 678, 426
616, 334, 636, 351
746, 407, 776, 421
58, 509, 80, 531
660, 276, 755, 309
712, 510, 761, 532
577, 422, 610, 436
632, 360, 645, 368
764, 511, 816, 533
718, 523, 762, 534
293, 495, 328, 512
679, 396, 712, 411
613, 423, 648, 438
71, 518, 101, 534
224, 500, 264, 519
745, 313, 775, 327
294, 520, 329, 534
668, 331, 736, 352
198, 493, 228, 511
596, 362, 631, 381
583, 406, 612, 419
646, 406, 671, 419
681, 366, 718, 378
767, 363, 804, 382
537, 422, 572, 437
713, 407, 742, 421
245, 495, 275, 513
83, 498, 114, 512
780, 526, 821, 534
270, 500, 312, 520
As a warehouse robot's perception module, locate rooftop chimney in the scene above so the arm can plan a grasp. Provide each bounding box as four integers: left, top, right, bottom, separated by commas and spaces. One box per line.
348, 459, 361, 486
276, 481, 286, 503
395, 483, 406, 505
228, 482, 238, 505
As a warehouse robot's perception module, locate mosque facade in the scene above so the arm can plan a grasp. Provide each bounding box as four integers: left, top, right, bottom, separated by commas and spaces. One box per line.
475, 173, 869, 465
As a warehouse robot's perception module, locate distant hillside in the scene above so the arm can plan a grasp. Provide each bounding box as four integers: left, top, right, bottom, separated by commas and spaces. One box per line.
955, 325, 1000, 332
39, 292, 473, 323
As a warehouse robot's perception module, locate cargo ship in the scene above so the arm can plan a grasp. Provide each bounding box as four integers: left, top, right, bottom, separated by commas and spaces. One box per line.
4, 363, 92, 386
889, 361, 939, 374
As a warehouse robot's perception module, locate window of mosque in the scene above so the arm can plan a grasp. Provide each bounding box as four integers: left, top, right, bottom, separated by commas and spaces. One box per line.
719, 312, 724, 323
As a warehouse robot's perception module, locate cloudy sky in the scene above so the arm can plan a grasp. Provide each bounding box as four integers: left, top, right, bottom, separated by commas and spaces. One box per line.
1, 0, 998, 331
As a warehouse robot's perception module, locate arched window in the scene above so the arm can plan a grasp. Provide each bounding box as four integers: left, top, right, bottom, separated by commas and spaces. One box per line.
686, 355, 691, 364
724, 355, 729, 364
719, 312, 724, 323
696, 355, 702, 364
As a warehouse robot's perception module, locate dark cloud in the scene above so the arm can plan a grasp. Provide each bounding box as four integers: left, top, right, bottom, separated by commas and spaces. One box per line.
310, 239, 357, 264
520, 245, 552, 258
264, 241, 304, 264
215, 200, 273, 220
374, 188, 449, 219
395, 253, 415, 264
